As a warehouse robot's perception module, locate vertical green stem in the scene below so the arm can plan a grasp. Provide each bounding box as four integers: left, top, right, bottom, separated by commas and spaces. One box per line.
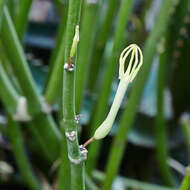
0, 63, 58, 161
155, 40, 174, 186
1, 7, 62, 158
59, 0, 84, 189
0, 63, 18, 114
57, 131, 71, 190
102, 1, 177, 189
0, 0, 6, 30
181, 113, 190, 158
180, 166, 190, 190
44, 2, 68, 91
86, 174, 99, 190
1, 6, 41, 115
15, 0, 33, 41
8, 115, 41, 190
88, 0, 119, 92
75, 0, 100, 112
86, 0, 133, 174
6, 0, 18, 19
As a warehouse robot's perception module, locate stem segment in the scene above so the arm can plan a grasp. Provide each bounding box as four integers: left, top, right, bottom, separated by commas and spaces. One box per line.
59, 0, 84, 189
15, 0, 33, 41
180, 166, 190, 190
8, 115, 41, 190
155, 38, 174, 186
75, 0, 100, 112
88, 0, 119, 92
1, 6, 62, 158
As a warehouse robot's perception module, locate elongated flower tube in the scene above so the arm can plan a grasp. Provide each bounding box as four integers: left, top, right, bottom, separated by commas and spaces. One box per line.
93, 44, 143, 140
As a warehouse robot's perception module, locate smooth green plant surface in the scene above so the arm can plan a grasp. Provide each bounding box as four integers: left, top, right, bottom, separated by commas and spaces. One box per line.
0, 0, 190, 190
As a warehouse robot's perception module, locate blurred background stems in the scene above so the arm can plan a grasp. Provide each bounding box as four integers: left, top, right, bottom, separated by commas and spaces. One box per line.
1, 7, 42, 115
181, 114, 190, 158
155, 34, 174, 186
88, 0, 119, 92
141, 0, 153, 28
93, 170, 177, 190
101, 0, 178, 189
1, 7, 62, 158
0, 0, 6, 30
14, 0, 33, 42
58, 0, 84, 189
180, 166, 190, 190
0, 63, 57, 161
85, 174, 99, 190
86, 0, 133, 174
0, 63, 19, 115
44, 1, 68, 95
75, 0, 101, 113
7, 115, 42, 190
6, 0, 18, 19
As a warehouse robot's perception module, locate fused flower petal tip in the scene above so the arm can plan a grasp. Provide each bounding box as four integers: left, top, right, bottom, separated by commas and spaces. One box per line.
93, 44, 143, 140
119, 43, 143, 82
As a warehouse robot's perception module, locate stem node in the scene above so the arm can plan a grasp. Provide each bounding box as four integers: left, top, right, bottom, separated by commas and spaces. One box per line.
65, 131, 77, 141
64, 63, 74, 71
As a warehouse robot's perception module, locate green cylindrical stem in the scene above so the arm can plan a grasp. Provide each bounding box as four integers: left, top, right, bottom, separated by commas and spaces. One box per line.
86, 0, 133, 174
0, 63, 18, 114
0, 62, 61, 161
1, 7, 62, 156
155, 41, 174, 186
86, 174, 99, 190
180, 166, 190, 190
57, 131, 71, 190
181, 114, 190, 158
15, 0, 33, 41
27, 122, 54, 162
93, 170, 177, 190
70, 162, 85, 190
47, 3, 68, 75
102, 0, 177, 189
44, 3, 68, 101
88, 0, 119, 92
1, 6, 41, 115
75, 1, 100, 112
32, 113, 62, 159
8, 115, 41, 190
0, 0, 6, 30
6, 0, 17, 19
58, 0, 84, 189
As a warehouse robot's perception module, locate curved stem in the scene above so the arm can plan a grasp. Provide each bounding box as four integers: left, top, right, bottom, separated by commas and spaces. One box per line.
8, 115, 42, 190
0, 63, 19, 114
15, 0, 33, 41
155, 37, 174, 186
180, 166, 190, 190
1, 7, 62, 158
181, 114, 190, 158
0, 0, 6, 30
0, 62, 59, 161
